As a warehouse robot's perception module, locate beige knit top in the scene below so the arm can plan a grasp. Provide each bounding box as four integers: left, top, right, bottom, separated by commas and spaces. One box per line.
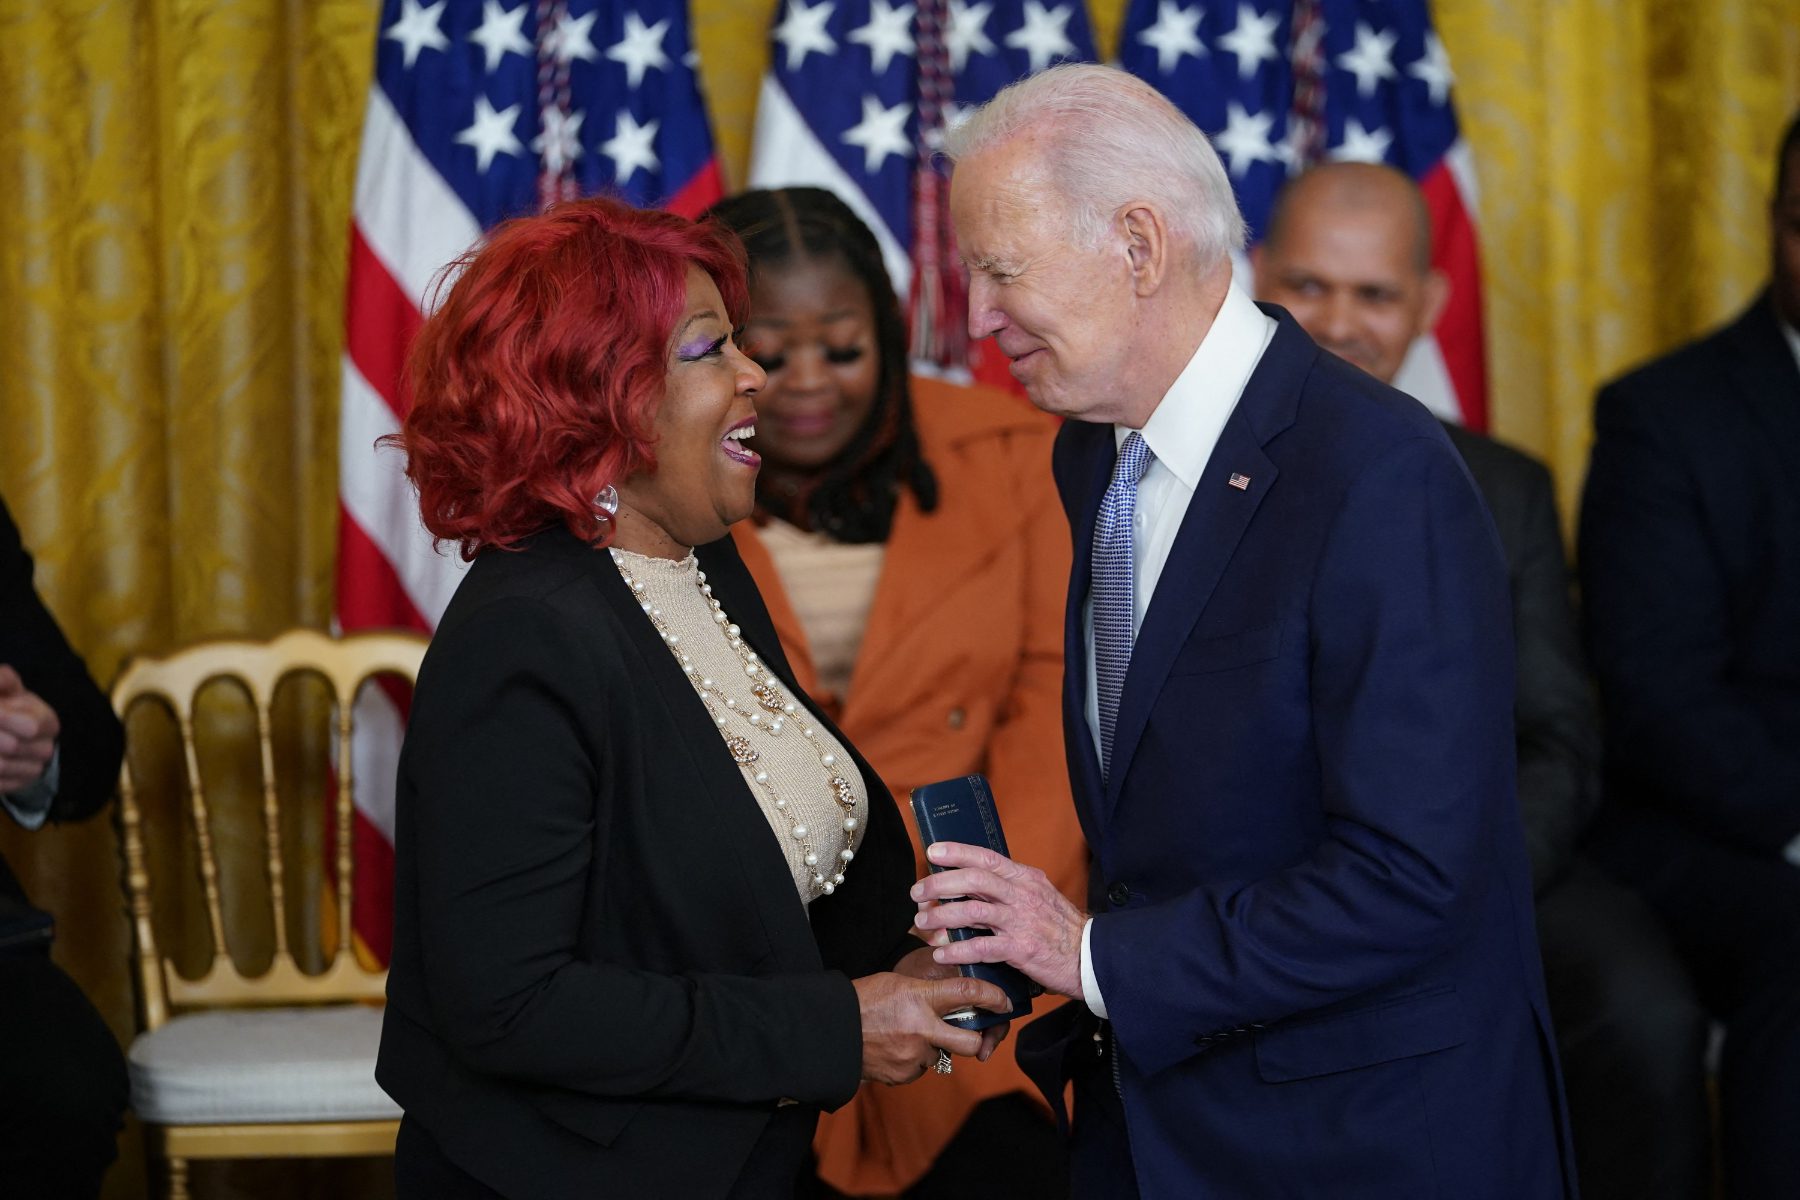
610, 548, 868, 903
757, 518, 886, 704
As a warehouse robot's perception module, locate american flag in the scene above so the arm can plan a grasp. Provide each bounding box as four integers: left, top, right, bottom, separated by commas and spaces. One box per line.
337, 0, 722, 963
747, 0, 1098, 382
1120, 0, 1485, 427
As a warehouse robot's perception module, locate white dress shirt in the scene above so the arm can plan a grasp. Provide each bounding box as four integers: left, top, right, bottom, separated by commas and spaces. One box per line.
2, 747, 60, 830
1078, 284, 1277, 1018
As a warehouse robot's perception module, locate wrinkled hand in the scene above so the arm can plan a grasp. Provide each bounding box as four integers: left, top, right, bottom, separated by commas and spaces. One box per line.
892, 945, 1012, 1062
852, 970, 1011, 1084
911, 841, 1088, 1001
0, 666, 58, 793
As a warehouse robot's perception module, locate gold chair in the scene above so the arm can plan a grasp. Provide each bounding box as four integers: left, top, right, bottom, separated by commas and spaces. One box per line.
111, 628, 428, 1199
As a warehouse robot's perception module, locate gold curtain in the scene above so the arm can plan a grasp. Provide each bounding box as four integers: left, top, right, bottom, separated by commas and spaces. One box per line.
1432, 0, 1800, 527
0, 3, 378, 1196
1, 1, 1796, 1195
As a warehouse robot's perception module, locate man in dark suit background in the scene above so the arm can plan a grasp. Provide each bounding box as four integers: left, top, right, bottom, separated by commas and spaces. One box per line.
910, 64, 1571, 1198
1579, 112, 1800, 1198
1253, 160, 1710, 1200
0, 494, 130, 1199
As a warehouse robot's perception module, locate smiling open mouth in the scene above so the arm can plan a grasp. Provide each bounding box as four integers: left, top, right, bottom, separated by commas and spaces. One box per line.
722, 423, 761, 467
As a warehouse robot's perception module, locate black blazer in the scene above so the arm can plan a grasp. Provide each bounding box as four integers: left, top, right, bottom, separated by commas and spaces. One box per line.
1443, 425, 1601, 895
377, 528, 919, 1198
1578, 290, 1800, 854
0, 497, 124, 910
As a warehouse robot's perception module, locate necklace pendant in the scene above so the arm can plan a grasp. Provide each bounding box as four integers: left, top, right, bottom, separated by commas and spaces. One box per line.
751, 682, 785, 713
725, 735, 760, 765
829, 775, 856, 810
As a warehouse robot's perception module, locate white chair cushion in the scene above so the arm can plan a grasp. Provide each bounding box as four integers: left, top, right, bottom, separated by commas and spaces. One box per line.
128, 1004, 403, 1124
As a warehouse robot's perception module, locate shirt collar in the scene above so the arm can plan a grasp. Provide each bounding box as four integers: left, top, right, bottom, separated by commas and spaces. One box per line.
1115, 284, 1274, 490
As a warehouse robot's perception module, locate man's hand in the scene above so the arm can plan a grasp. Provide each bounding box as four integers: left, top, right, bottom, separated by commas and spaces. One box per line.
0, 665, 58, 793
852, 970, 1012, 1084
911, 841, 1088, 1000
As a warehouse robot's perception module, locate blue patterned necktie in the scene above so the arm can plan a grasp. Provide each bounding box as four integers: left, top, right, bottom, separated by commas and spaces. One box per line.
1092, 431, 1155, 777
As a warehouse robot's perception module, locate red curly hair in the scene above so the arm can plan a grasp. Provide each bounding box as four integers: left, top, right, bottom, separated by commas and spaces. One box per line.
392, 195, 748, 559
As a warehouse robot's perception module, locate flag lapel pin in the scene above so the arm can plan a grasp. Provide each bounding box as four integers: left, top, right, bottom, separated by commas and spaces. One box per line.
1228, 473, 1251, 491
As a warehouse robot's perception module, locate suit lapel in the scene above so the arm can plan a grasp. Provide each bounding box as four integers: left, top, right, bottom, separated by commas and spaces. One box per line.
697, 536, 911, 949
1102, 425, 1275, 819
1726, 295, 1800, 489
699, 537, 914, 968
586, 538, 822, 965
1057, 419, 1113, 844
845, 483, 1026, 709
840, 492, 932, 705
730, 494, 1023, 723
1100, 307, 1312, 820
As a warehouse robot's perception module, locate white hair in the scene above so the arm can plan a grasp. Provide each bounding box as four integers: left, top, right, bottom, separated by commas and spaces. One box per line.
942, 63, 1247, 266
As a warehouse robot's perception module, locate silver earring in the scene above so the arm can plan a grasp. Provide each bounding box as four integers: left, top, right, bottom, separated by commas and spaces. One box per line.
593, 484, 619, 518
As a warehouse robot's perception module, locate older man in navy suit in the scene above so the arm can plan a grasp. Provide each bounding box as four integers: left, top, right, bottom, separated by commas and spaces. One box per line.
910, 65, 1572, 1198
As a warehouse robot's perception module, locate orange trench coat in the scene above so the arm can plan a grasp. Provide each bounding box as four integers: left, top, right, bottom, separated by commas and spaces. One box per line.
732, 377, 1088, 1196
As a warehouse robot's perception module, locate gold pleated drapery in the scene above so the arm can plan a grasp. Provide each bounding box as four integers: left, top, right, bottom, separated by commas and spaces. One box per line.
2, 1, 1797, 1196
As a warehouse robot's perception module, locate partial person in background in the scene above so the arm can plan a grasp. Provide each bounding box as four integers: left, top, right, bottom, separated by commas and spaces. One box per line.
1253, 160, 1710, 1200
376, 196, 1009, 1200
705, 186, 1082, 1200
0, 494, 129, 1200
1579, 112, 1800, 1199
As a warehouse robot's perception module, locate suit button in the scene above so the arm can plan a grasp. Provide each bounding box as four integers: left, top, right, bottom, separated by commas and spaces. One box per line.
946, 707, 965, 729
1196, 1034, 1216, 1048
1107, 882, 1130, 906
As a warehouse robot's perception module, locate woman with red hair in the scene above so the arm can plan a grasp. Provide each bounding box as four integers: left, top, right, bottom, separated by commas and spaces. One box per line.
376, 196, 1008, 1199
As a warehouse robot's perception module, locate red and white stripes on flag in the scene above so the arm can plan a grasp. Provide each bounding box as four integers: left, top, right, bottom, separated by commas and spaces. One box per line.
1408, 143, 1485, 429
338, 0, 723, 962
335, 84, 475, 965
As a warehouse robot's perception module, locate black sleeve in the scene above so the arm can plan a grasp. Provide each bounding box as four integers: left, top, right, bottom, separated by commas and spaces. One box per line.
0, 498, 124, 823
1500, 459, 1602, 894
1579, 381, 1800, 852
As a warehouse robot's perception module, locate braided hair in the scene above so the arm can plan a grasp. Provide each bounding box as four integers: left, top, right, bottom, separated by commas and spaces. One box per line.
704, 187, 938, 543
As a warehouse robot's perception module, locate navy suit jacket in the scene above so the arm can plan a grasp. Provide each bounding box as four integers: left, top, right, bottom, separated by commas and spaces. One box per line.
1021, 308, 1573, 1198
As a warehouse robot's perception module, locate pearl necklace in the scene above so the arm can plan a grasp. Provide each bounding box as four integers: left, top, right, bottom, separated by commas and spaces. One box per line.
610, 549, 861, 898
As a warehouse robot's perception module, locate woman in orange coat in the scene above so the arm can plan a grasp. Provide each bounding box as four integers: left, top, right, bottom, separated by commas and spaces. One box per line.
707, 187, 1085, 1197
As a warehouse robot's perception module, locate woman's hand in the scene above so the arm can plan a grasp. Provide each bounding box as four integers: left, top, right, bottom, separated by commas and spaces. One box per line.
852, 971, 1011, 1084
892, 944, 1013, 1062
